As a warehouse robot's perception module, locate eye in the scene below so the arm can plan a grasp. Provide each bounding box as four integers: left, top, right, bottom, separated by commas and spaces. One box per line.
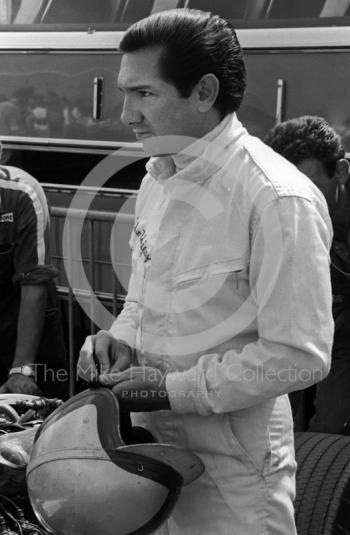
139, 90, 153, 97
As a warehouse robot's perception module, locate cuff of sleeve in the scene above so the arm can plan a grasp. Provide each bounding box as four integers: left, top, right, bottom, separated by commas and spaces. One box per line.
108, 325, 136, 352
165, 367, 209, 415
15, 265, 58, 285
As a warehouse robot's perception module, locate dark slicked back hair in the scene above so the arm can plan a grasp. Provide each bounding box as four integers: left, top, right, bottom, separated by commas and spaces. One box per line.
264, 115, 345, 178
119, 8, 246, 117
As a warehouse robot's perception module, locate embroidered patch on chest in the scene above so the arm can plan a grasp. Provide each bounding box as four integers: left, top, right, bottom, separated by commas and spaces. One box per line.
134, 219, 151, 263
0, 212, 14, 223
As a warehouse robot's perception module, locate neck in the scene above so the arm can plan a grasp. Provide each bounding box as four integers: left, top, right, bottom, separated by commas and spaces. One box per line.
195, 108, 223, 139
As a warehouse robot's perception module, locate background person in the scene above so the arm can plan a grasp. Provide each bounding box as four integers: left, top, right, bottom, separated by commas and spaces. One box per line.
78, 10, 334, 534
265, 115, 350, 434
0, 87, 34, 137
0, 162, 68, 399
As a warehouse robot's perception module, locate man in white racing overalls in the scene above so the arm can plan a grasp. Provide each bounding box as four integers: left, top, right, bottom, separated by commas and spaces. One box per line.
78, 9, 334, 534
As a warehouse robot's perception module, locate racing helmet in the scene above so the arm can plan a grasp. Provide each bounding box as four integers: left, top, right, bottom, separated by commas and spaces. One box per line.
27, 388, 204, 535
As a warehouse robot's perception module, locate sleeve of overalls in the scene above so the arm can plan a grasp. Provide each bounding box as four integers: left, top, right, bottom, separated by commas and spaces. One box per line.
13, 185, 56, 286
166, 195, 334, 415
108, 262, 140, 350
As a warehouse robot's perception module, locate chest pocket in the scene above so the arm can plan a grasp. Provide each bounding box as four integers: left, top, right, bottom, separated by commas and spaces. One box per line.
174, 257, 248, 287
172, 257, 250, 323
0, 243, 15, 285
172, 204, 250, 287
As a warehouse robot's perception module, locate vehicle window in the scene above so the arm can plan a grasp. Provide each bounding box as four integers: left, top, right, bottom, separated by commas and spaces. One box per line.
0, 0, 182, 27
0, 0, 120, 25
261, 0, 350, 25
0, 0, 350, 28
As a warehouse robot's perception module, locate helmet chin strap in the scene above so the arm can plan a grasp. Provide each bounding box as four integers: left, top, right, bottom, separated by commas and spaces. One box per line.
119, 410, 156, 445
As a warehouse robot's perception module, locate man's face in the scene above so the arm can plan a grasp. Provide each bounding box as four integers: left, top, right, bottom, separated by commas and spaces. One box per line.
117, 46, 203, 142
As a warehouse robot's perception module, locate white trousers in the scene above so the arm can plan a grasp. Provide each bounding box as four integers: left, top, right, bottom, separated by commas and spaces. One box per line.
135, 395, 297, 535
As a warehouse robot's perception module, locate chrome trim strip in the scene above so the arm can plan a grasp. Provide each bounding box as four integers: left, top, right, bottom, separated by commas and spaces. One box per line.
238, 26, 350, 48
0, 26, 349, 50
0, 144, 144, 155
0, 143, 114, 155
42, 183, 138, 195
0, 30, 124, 49
0, 135, 143, 150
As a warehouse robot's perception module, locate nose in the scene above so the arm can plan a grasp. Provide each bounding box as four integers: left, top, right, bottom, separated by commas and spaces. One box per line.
120, 94, 142, 127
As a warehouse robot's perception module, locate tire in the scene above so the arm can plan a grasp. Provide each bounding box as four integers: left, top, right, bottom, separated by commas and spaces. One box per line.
294, 432, 350, 534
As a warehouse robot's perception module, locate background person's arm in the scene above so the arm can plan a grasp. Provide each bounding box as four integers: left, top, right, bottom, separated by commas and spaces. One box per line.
0, 169, 55, 394
0, 284, 46, 394
14, 284, 46, 367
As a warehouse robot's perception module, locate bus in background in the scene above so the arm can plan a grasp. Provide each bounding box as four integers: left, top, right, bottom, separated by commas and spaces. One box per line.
0, 0, 349, 181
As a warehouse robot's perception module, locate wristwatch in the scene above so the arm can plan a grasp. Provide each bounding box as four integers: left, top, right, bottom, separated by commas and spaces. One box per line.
8, 365, 35, 378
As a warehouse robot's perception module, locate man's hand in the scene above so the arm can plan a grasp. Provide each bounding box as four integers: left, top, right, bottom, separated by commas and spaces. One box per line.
100, 366, 171, 412
77, 330, 132, 384
0, 374, 41, 396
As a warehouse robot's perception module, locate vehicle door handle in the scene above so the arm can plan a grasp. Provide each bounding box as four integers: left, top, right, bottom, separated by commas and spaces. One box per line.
93, 76, 104, 120
275, 78, 286, 124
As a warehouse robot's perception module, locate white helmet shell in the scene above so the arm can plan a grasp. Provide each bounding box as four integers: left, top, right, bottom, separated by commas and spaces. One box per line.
27, 388, 204, 535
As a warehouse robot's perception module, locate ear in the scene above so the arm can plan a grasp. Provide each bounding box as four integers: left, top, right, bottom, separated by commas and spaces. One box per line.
195, 73, 220, 113
335, 158, 349, 185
